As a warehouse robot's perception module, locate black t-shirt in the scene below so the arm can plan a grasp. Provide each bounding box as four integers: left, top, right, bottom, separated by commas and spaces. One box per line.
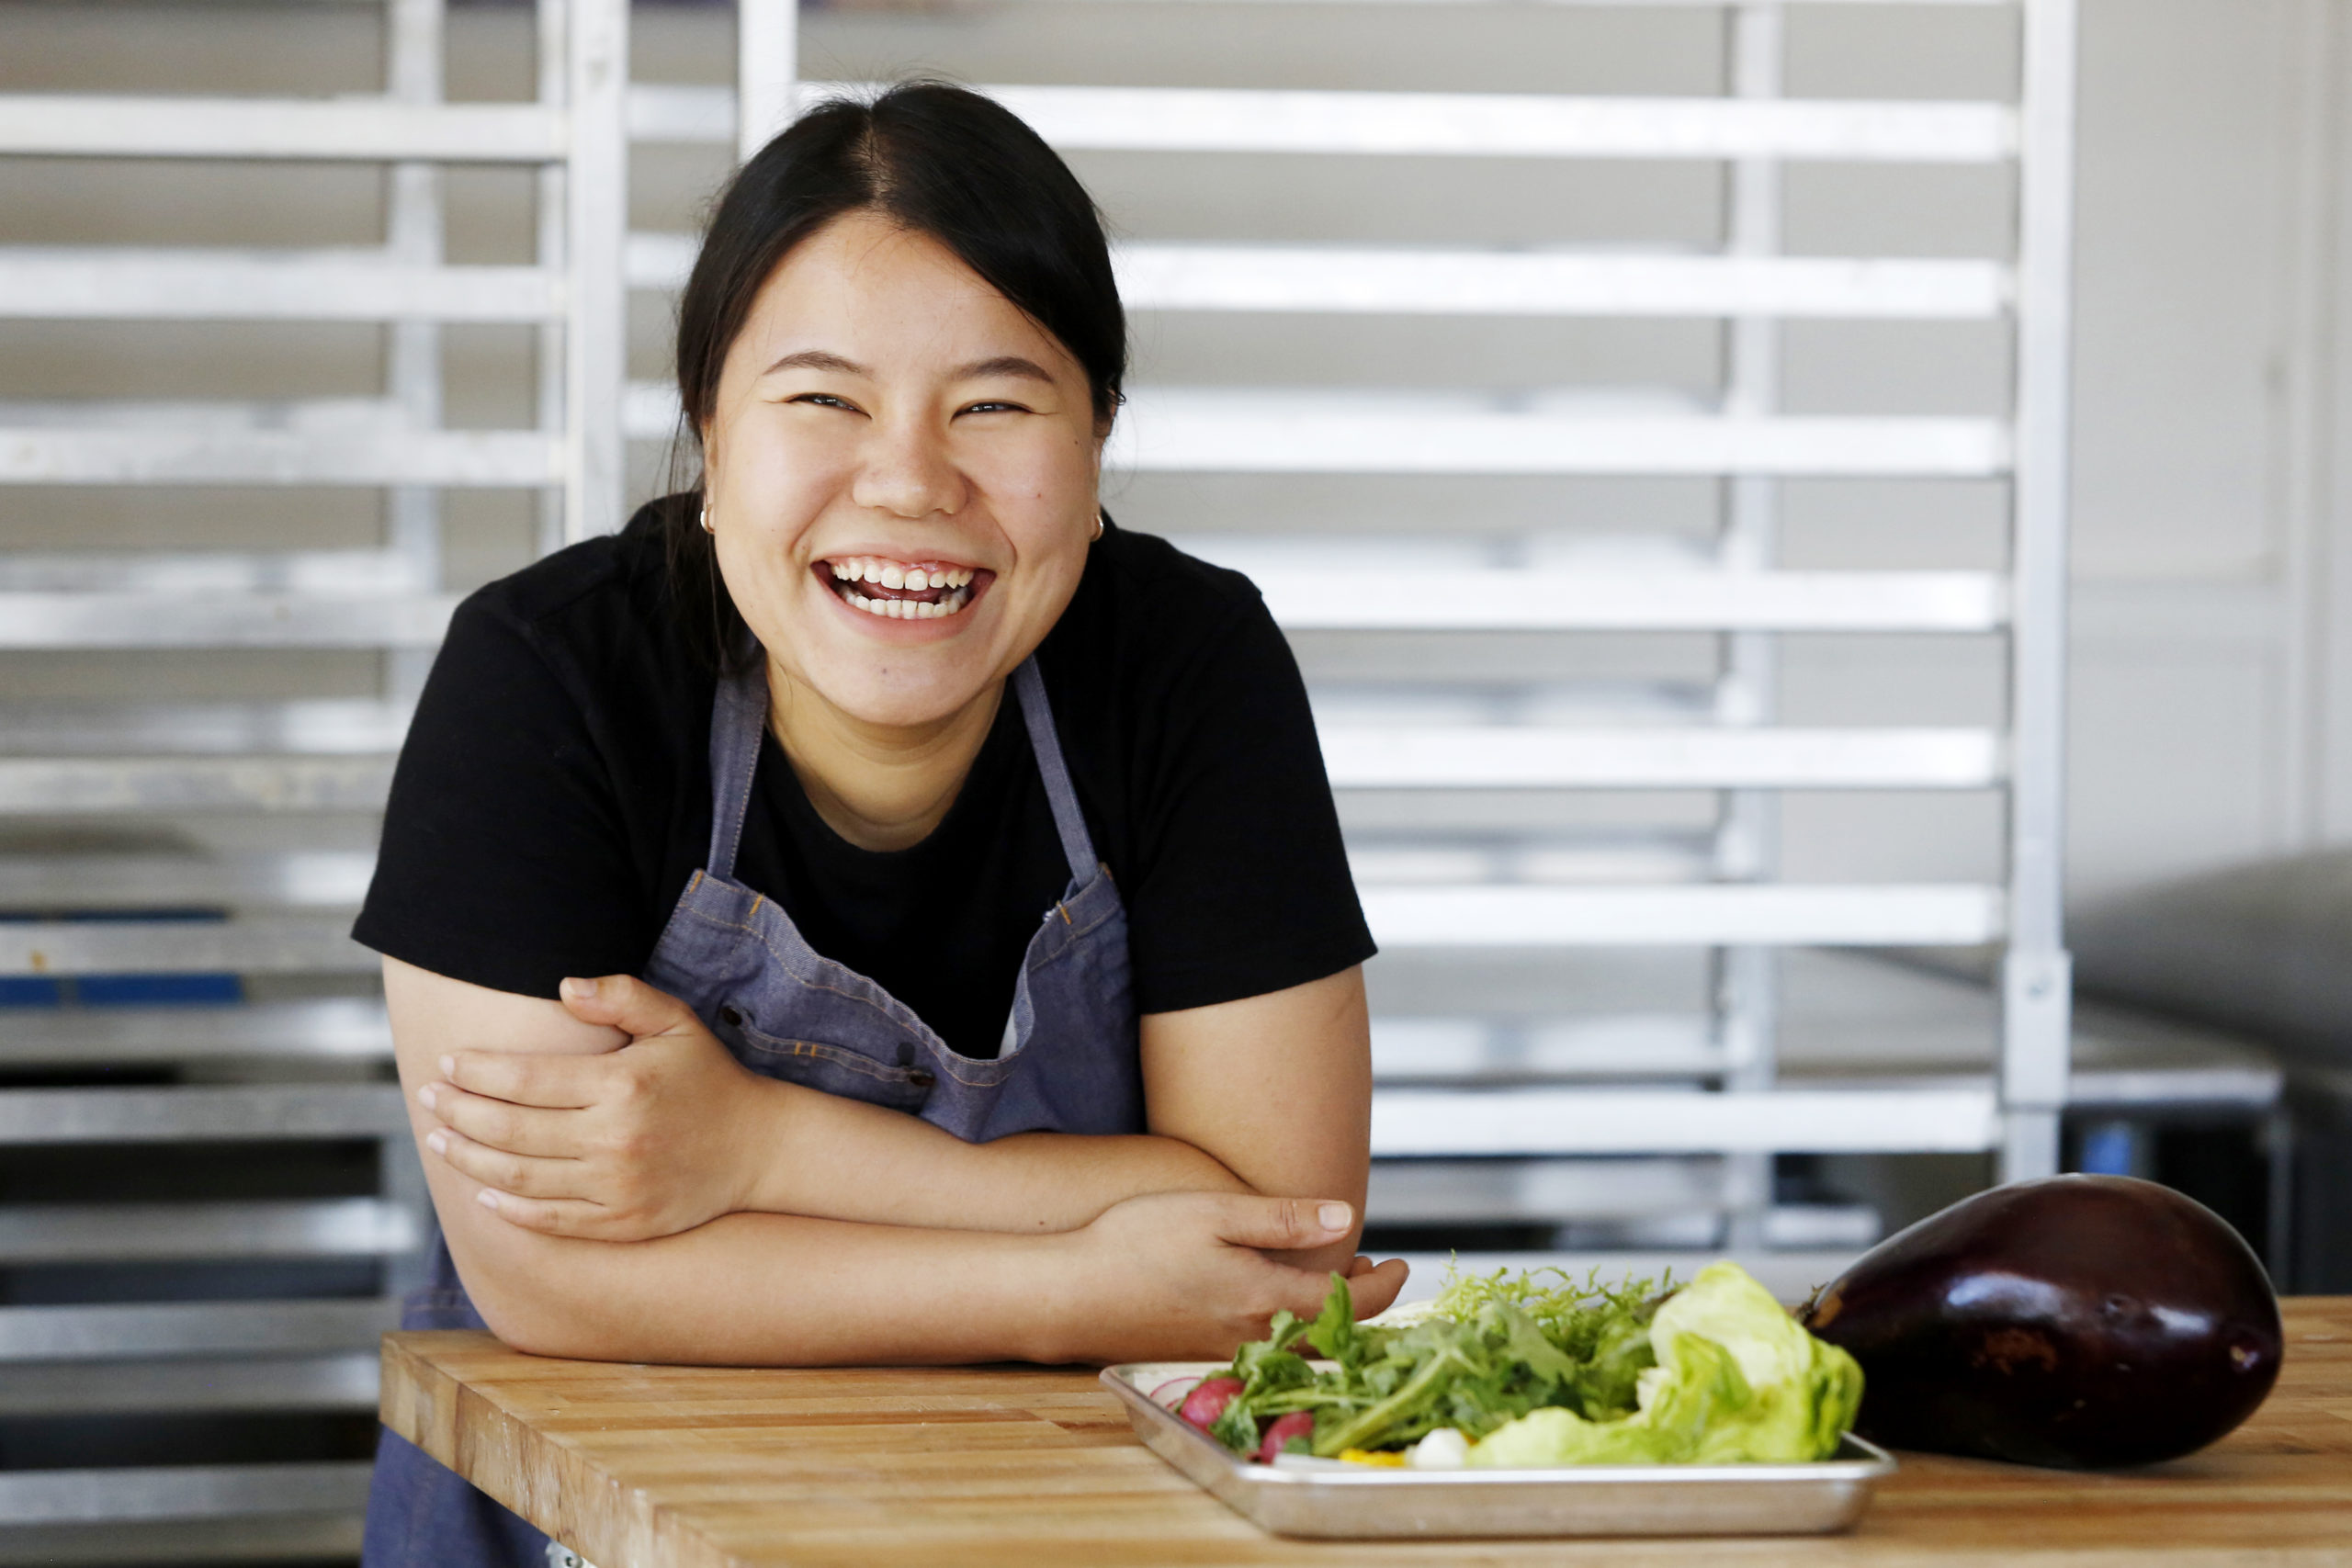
354, 504, 1374, 1059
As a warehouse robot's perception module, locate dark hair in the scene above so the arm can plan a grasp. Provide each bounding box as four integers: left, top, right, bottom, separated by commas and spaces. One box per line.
663, 80, 1128, 667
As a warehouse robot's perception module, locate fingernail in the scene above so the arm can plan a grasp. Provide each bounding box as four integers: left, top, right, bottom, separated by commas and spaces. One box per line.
415, 1084, 437, 1111
476, 1189, 502, 1212
1317, 1201, 1351, 1233
425, 1130, 447, 1156
560, 976, 593, 1001
437, 1055, 455, 1077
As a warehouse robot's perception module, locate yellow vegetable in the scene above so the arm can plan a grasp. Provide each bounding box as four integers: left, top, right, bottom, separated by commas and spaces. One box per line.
1338, 1449, 1408, 1467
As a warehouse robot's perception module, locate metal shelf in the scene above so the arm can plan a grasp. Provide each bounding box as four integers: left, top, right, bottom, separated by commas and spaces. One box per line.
0, 96, 567, 161
0, 428, 560, 488
0, 1465, 373, 1528
1363, 883, 2005, 948
0, 757, 394, 814
1324, 728, 2005, 789
0, 919, 375, 977
628, 231, 2014, 320
0, 851, 376, 908
0, 1357, 380, 1419
628, 82, 2017, 162
0, 999, 391, 1067
0, 1086, 408, 1145
1370, 1085, 2004, 1156
0, 1299, 401, 1360
0, 250, 562, 322
0, 1199, 420, 1265
0, 592, 457, 648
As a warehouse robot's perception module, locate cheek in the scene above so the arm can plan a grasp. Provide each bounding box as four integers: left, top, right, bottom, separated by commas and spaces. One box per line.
717, 412, 852, 508
965, 426, 1098, 517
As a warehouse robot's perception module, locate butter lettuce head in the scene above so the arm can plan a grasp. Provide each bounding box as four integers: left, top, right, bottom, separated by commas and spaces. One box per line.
1466, 1262, 1863, 1468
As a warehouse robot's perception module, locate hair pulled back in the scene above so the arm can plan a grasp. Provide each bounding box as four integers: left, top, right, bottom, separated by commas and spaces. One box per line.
665, 80, 1128, 666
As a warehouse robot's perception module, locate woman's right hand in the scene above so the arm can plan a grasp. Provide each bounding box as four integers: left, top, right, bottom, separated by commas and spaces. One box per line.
1047, 1190, 1409, 1364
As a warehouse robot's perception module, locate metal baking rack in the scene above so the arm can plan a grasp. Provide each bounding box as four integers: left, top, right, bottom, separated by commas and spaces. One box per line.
626, 0, 2078, 1270
0, 0, 627, 1558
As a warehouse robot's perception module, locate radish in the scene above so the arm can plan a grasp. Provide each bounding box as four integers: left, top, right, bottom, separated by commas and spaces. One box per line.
1147, 1375, 1202, 1410
1254, 1411, 1316, 1462
1178, 1377, 1244, 1432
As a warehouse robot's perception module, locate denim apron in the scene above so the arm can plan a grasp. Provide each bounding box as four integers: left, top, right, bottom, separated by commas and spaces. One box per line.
362, 654, 1144, 1568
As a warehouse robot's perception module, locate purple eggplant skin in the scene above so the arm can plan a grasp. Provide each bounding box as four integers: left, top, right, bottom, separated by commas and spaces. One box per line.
1799, 1175, 2282, 1470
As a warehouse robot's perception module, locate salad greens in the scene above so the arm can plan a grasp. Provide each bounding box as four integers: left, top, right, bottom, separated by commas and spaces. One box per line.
1185, 1260, 1862, 1468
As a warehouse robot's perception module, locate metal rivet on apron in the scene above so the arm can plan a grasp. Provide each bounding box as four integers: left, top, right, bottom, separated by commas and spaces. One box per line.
908, 1069, 936, 1089
718, 1005, 741, 1027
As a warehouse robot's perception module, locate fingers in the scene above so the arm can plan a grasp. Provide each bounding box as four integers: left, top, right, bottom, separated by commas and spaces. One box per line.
1344, 1258, 1412, 1319
416, 1080, 577, 1157
1208, 1194, 1357, 1253
471, 1186, 615, 1239
424, 1125, 585, 1201
437, 1050, 597, 1111
558, 974, 702, 1039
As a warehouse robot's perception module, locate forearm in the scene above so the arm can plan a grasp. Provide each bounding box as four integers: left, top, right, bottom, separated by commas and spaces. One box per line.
744, 1076, 1251, 1231
460, 1206, 1077, 1365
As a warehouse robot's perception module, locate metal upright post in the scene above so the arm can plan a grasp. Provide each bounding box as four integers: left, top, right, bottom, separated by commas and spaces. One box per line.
536, 0, 570, 558
386, 0, 444, 699
739, 0, 802, 164
2000, 0, 2079, 1183
565, 0, 629, 542
1717, 0, 1784, 1248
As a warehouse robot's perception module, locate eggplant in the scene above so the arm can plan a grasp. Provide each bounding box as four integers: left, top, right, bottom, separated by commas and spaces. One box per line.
1800, 1174, 2281, 1469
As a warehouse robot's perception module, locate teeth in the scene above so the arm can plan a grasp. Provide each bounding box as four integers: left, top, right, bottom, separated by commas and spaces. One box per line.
824, 557, 981, 590
834, 573, 977, 623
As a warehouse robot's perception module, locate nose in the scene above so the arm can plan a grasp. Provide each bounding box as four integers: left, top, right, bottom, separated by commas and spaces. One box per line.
849, 414, 967, 521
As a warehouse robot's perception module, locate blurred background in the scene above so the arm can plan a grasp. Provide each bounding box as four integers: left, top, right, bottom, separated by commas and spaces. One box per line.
3, 0, 2349, 1562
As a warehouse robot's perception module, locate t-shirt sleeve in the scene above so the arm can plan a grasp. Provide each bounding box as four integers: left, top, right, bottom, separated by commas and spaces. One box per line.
1122, 589, 1376, 1015
352, 595, 657, 998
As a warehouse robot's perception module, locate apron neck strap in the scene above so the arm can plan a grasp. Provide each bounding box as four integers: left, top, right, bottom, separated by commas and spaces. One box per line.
706, 655, 770, 879
1011, 657, 1099, 885
706, 652, 1098, 886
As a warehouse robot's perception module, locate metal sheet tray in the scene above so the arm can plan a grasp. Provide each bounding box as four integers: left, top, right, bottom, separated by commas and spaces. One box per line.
1102, 1362, 1895, 1540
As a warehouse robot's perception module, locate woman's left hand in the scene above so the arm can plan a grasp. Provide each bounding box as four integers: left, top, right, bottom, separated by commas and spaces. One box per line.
414, 975, 783, 1241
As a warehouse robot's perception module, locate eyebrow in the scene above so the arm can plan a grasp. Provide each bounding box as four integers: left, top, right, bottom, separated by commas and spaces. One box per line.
759, 349, 865, 378
755, 350, 1057, 384
956, 355, 1057, 384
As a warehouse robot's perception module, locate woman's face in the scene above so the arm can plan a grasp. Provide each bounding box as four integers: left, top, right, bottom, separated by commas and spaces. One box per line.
701, 209, 1107, 729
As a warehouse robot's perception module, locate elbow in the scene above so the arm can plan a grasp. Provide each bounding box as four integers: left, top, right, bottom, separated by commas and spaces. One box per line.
455, 1246, 638, 1362
469, 1278, 613, 1361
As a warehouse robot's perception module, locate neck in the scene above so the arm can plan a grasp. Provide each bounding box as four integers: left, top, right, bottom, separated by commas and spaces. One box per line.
765, 660, 1004, 852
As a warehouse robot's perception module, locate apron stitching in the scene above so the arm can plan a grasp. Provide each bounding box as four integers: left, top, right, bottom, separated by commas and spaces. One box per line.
673, 903, 1016, 1087
740, 1030, 916, 1085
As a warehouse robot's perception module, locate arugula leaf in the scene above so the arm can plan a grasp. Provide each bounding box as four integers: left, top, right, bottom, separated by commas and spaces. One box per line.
1303, 1273, 1362, 1366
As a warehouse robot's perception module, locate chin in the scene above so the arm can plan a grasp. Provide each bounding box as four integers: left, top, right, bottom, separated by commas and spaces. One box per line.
813, 661, 995, 729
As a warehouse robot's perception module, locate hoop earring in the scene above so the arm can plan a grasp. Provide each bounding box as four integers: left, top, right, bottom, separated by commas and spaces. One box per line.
699, 499, 714, 535
1091, 510, 1105, 542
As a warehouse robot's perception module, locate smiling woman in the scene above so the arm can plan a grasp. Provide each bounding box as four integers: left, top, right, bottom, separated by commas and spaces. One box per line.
349, 83, 1400, 1568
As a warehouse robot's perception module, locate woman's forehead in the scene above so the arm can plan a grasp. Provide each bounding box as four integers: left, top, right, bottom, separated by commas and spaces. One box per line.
731, 211, 1078, 378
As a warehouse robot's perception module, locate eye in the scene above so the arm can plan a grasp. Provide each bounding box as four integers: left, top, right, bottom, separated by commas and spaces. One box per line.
788, 392, 862, 413
958, 400, 1030, 417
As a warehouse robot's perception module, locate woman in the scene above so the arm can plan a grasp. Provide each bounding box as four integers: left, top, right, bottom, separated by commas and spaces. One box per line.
356, 82, 1405, 1565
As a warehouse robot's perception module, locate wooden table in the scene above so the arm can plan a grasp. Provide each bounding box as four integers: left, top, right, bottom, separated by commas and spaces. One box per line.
381, 1299, 2352, 1567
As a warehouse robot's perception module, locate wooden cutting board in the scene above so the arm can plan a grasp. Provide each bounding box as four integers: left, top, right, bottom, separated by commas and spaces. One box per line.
380, 1297, 2352, 1567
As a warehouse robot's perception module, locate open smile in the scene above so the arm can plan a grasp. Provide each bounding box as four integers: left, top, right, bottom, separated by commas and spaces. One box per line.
815, 555, 990, 622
